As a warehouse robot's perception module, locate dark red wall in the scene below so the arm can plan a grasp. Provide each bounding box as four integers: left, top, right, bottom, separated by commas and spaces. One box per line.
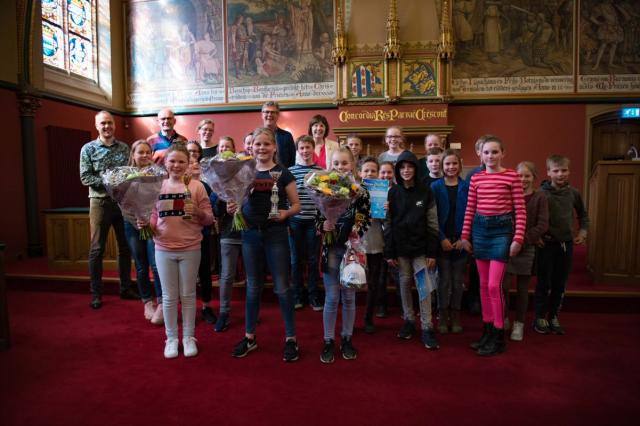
1, 89, 128, 261
449, 104, 587, 191
1, 88, 27, 261
1, 89, 588, 262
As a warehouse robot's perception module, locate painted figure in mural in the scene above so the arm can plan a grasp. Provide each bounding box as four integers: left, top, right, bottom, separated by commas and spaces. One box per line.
589, 0, 625, 71
313, 32, 333, 78
258, 34, 287, 77
245, 16, 258, 74
470, 0, 485, 50
290, 0, 314, 61
616, 0, 640, 64
453, 0, 475, 59
179, 24, 196, 76
230, 14, 249, 77
531, 13, 563, 74
483, 1, 504, 63
195, 32, 221, 83
272, 14, 291, 56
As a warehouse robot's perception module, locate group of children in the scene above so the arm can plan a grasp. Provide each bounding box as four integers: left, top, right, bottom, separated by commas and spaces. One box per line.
124, 121, 588, 362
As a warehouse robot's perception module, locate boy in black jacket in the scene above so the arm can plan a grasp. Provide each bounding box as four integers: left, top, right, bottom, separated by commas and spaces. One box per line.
384, 151, 441, 350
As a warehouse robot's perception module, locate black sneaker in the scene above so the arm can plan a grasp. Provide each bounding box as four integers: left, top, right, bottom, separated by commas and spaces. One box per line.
421, 328, 440, 350
294, 298, 304, 310
340, 336, 358, 360
89, 295, 102, 310
533, 318, 551, 334
549, 317, 565, 335
201, 306, 217, 324
320, 339, 335, 364
232, 337, 257, 358
215, 312, 230, 332
309, 297, 324, 312
283, 339, 299, 362
397, 320, 416, 340
376, 306, 387, 318
364, 318, 376, 334
119, 287, 140, 300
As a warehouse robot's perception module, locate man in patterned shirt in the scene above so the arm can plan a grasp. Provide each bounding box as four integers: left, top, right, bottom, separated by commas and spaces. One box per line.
80, 110, 138, 309
147, 108, 188, 165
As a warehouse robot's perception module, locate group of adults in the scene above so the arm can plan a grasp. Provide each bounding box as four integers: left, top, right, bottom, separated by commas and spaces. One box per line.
79, 101, 303, 309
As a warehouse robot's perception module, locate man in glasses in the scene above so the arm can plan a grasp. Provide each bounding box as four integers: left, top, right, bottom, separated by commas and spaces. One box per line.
147, 108, 188, 164
260, 101, 296, 167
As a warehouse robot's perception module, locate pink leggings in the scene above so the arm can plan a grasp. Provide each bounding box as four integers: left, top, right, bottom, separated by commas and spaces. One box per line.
476, 259, 507, 329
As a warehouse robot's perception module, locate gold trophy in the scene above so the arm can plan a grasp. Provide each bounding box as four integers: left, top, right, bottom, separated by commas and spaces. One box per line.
182, 175, 192, 220
268, 170, 282, 220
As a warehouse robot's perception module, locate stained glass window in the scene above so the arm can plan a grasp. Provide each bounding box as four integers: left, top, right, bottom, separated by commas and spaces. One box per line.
42, 0, 96, 81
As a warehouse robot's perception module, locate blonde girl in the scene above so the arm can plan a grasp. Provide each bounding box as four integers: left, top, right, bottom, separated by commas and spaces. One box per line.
125, 140, 163, 324
318, 148, 370, 363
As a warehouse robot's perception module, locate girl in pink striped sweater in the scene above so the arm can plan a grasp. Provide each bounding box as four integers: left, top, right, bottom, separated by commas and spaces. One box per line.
460, 136, 526, 356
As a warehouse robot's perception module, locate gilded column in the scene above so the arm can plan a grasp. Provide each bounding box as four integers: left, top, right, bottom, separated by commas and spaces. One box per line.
384, 0, 401, 102
332, 0, 348, 103
438, 0, 455, 100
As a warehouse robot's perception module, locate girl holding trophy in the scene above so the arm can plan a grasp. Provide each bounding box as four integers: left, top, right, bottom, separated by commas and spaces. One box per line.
228, 128, 301, 362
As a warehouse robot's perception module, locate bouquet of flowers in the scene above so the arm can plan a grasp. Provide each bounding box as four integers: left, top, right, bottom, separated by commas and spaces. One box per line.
200, 152, 256, 231
102, 165, 167, 239
304, 170, 364, 244
339, 236, 368, 290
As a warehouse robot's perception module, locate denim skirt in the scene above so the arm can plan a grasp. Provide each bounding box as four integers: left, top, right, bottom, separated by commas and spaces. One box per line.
471, 214, 514, 262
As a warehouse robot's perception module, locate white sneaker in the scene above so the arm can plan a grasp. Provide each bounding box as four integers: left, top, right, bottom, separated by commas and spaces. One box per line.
151, 304, 164, 326
183, 336, 198, 357
144, 301, 156, 320
510, 321, 524, 341
164, 338, 179, 359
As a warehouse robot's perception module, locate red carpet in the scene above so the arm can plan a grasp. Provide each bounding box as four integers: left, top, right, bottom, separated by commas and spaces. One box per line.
1, 290, 639, 426
7, 245, 639, 294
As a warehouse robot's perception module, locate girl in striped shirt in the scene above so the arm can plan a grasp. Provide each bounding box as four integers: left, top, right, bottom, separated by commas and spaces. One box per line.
460, 136, 526, 356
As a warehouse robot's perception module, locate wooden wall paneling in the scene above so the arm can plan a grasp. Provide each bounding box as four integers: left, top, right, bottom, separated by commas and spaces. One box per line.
588, 162, 640, 284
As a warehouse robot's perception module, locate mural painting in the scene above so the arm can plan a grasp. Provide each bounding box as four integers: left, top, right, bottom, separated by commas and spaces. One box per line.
452, 0, 575, 97
226, 0, 335, 102
578, 0, 640, 93
126, 0, 225, 110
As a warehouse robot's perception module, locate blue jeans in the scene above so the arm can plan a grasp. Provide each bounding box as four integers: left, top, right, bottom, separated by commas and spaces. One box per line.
124, 222, 162, 303
288, 218, 321, 301
219, 241, 241, 314
322, 246, 356, 340
242, 226, 296, 338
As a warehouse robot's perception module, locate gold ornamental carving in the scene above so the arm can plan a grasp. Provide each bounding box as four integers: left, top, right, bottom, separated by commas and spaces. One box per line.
332, 1, 348, 65
383, 0, 400, 59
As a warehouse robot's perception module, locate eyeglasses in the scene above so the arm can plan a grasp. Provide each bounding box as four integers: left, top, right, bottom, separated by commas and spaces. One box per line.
386, 135, 402, 139
262, 110, 278, 115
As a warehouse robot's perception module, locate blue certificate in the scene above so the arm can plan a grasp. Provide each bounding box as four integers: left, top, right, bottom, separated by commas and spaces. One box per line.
363, 178, 389, 219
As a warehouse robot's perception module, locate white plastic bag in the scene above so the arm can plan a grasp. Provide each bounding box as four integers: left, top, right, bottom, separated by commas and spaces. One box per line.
339, 236, 368, 290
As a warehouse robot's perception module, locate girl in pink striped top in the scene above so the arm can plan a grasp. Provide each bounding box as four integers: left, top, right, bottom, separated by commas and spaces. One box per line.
460, 136, 526, 356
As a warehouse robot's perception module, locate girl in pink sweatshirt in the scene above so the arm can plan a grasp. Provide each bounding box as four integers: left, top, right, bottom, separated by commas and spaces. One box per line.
147, 144, 214, 359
